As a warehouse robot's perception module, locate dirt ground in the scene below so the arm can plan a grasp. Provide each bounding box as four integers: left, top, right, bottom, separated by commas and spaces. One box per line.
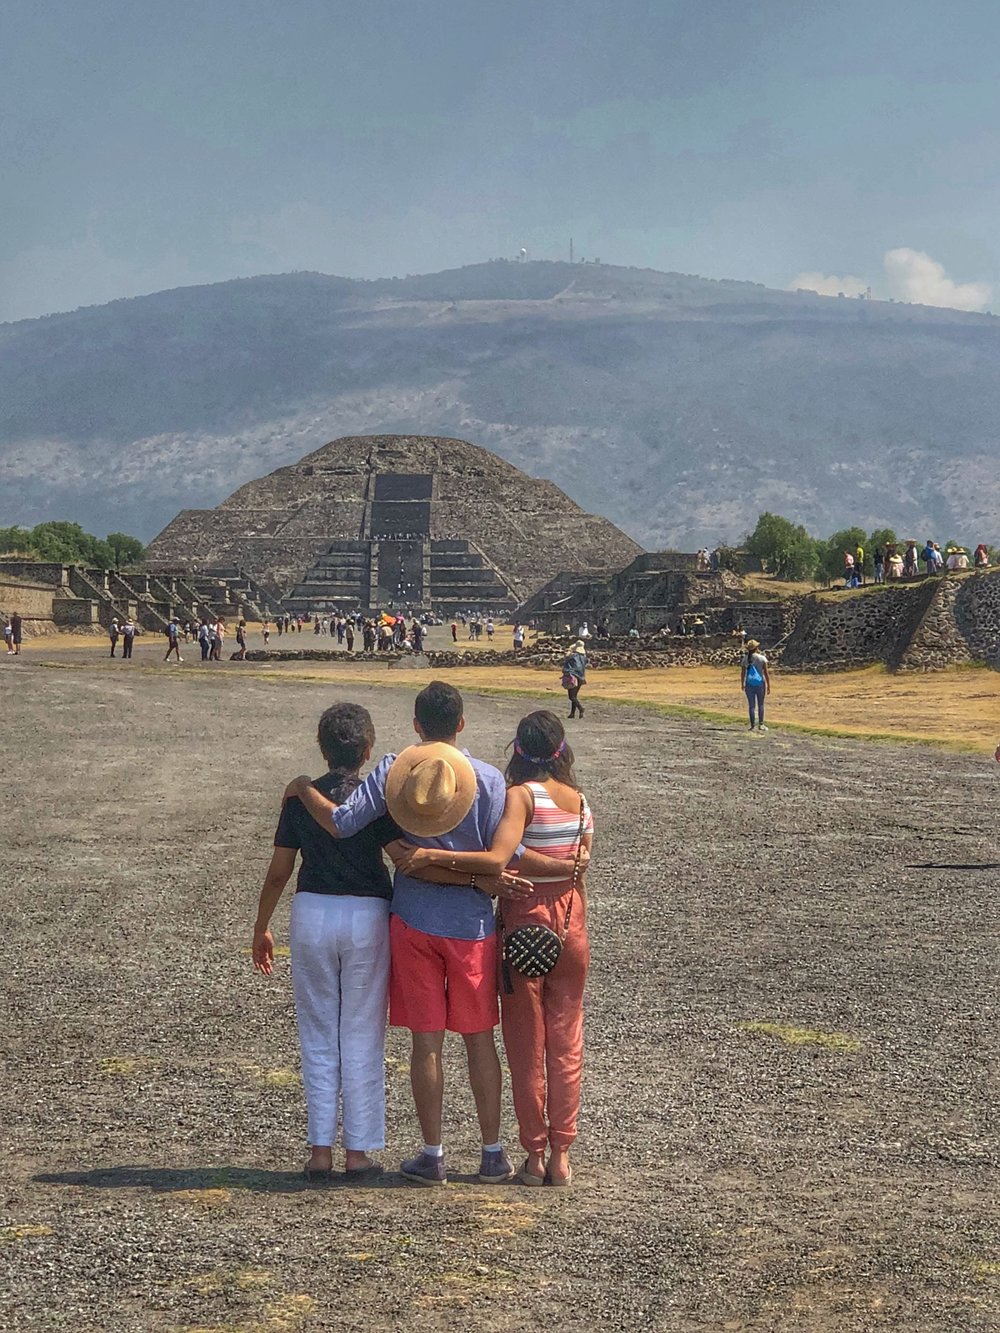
2, 650, 999, 1332
26, 628, 1000, 754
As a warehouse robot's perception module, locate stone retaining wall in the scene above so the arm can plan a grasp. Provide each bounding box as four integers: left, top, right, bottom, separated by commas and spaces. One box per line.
0, 578, 59, 621
243, 640, 753, 671
781, 571, 1000, 671
953, 572, 1000, 665
782, 582, 933, 670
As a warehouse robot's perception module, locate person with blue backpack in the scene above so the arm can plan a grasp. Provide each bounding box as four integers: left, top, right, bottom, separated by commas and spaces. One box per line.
741, 639, 771, 733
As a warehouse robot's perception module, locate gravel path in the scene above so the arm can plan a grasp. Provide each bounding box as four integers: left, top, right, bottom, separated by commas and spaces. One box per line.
1, 662, 998, 1332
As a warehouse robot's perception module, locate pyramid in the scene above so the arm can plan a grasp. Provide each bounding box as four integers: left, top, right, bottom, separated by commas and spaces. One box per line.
146, 434, 641, 611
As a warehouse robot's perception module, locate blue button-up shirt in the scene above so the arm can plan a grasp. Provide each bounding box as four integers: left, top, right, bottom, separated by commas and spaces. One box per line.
332, 751, 507, 941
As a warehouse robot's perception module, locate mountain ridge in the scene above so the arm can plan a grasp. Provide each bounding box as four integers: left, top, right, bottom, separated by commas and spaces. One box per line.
3, 259, 1000, 548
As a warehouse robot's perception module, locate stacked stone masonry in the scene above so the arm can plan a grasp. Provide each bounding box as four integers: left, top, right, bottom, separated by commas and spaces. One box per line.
146, 434, 641, 611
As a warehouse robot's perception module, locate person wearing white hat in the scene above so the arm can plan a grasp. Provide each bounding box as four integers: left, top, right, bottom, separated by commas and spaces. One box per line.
562, 641, 588, 719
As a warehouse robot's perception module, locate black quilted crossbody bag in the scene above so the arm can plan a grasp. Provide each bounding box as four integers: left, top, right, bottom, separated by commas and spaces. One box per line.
500, 796, 586, 994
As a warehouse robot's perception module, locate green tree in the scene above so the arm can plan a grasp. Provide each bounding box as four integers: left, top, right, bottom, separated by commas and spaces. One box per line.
745, 512, 820, 581
107, 532, 147, 568
0, 521, 139, 567
819, 527, 867, 583
0, 525, 34, 555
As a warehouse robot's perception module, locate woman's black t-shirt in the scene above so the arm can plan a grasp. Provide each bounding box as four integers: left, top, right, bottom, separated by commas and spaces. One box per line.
274, 771, 399, 899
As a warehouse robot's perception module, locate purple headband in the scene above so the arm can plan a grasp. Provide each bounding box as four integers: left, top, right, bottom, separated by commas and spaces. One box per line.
514, 737, 566, 765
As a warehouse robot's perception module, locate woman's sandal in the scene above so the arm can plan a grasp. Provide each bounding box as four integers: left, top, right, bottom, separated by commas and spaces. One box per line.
303, 1165, 333, 1183
517, 1159, 546, 1186
545, 1167, 572, 1188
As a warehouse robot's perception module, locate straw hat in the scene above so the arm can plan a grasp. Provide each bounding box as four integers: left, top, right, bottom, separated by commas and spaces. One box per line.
385, 743, 477, 837
572, 640, 587, 653
745, 639, 761, 652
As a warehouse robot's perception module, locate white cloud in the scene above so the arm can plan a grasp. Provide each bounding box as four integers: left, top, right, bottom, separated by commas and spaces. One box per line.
792, 249, 992, 313
791, 270, 868, 298
883, 247, 991, 312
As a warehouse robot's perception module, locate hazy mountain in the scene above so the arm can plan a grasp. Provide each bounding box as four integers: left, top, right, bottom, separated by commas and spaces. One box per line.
3, 260, 1000, 550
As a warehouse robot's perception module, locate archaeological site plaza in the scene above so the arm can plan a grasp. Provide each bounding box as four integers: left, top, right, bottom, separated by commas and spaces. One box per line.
3, 431, 1000, 672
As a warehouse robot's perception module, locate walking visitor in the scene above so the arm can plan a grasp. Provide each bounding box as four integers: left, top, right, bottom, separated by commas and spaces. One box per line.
164, 617, 183, 663
741, 638, 771, 732
122, 617, 136, 659
561, 641, 588, 719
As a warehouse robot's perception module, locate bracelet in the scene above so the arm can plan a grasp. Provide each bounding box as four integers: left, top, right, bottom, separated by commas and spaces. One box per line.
470, 873, 477, 889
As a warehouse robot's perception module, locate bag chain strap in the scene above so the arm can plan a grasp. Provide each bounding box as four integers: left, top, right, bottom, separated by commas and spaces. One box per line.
559, 795, 587, 940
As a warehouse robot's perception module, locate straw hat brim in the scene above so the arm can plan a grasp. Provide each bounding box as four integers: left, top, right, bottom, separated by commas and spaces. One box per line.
385, 743, 478, 838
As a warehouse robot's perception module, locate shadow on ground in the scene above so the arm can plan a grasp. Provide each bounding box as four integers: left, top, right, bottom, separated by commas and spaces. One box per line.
33, 1164, 428, 1193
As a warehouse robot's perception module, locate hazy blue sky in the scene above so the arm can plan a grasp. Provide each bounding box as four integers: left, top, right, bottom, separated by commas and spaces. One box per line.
3, 0, 1000, 320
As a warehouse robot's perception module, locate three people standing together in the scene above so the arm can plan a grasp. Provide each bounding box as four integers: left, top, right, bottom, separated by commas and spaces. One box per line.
254, 683, 594, 1187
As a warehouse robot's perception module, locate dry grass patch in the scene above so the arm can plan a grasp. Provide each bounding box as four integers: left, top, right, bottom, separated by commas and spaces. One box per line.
237, 1061, 300, 1089
740, 1022, 861, 1053
170, 1188, 234, 1210
261, 1295, 317, 1332
475, 1196, 540, 1237
0, 1223, 53, 1242
99, 1056, 160, 1077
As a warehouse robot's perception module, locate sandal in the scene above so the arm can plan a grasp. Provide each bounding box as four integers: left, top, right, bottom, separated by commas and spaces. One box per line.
517, 1159, 546, 1186
545, 1167, 572, 1188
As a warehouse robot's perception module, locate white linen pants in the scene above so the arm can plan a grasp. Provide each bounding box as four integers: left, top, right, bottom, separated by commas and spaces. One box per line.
290, 892, 390, 1150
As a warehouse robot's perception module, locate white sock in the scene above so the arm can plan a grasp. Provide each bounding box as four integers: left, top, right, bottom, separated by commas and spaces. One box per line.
482, 1141, 503, 1153
422, 1143, 443, 1157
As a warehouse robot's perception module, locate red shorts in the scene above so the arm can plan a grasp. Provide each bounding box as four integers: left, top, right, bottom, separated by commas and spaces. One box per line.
389, 915, 499, 1035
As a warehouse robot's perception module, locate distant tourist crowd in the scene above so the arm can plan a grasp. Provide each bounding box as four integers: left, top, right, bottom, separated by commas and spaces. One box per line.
842, 540, 989, 586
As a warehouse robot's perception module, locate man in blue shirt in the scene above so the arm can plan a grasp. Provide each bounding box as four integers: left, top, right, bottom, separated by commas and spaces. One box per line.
284, 681, 567, 1186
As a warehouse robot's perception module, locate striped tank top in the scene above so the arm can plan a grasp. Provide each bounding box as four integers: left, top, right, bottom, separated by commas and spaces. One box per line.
520, 782, 595, 885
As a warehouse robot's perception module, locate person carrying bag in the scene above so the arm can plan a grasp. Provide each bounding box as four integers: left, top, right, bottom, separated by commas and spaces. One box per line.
396, 710, 594, 1187
561, 640, 588, 719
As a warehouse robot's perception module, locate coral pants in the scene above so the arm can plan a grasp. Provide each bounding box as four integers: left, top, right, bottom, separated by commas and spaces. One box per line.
500, 887, 589, 1154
